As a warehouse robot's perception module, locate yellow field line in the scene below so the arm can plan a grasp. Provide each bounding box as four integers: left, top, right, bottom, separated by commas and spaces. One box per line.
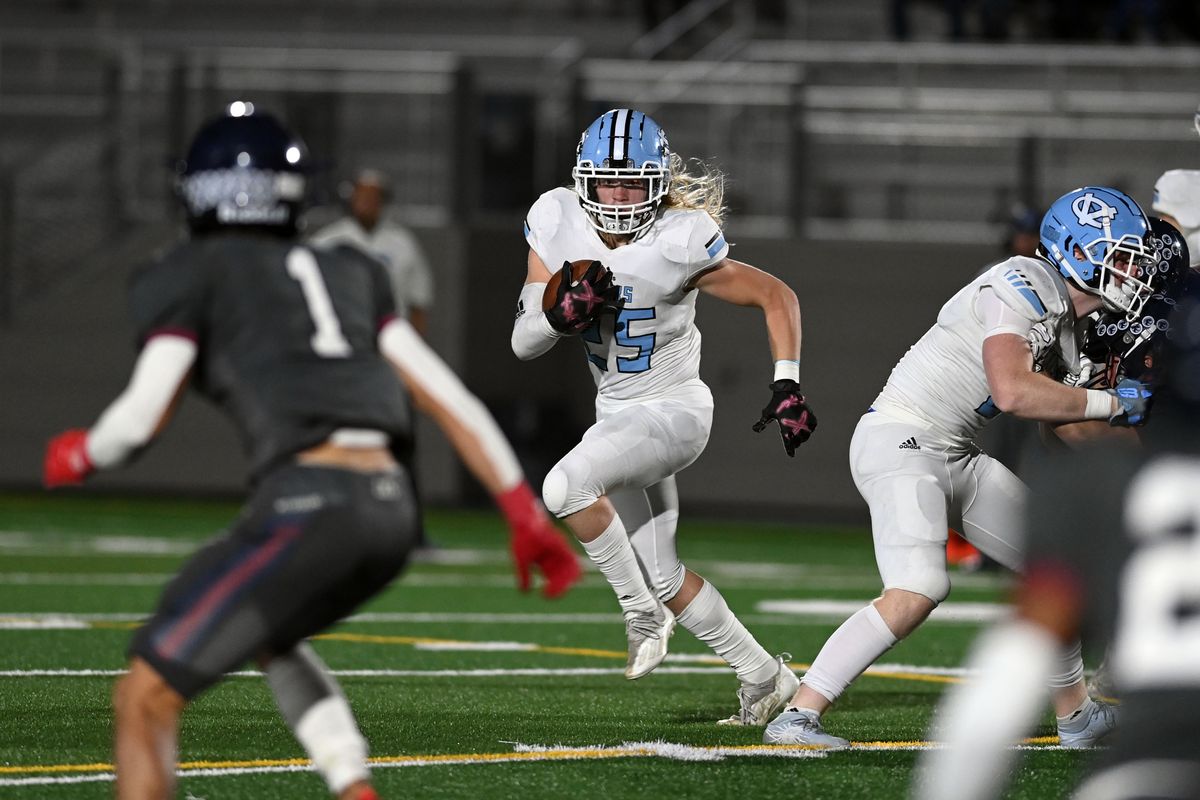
55, 626, 956, 687
0, 735, 1071, 778
311, 633, 960, 686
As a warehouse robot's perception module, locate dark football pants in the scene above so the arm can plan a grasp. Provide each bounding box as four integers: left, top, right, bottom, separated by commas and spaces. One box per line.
129, 463, 419, 699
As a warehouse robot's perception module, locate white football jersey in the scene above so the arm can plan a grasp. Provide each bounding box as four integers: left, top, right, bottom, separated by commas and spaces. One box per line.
524, 187, 729, 402
873, 255, 1086, 441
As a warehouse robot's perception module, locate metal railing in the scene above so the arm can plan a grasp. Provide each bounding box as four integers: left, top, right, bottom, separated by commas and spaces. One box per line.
3, 31, 1199, 323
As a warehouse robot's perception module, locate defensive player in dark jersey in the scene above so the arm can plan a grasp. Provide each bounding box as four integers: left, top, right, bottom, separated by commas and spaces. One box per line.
913, 295, 1200, 800
42, 105, 581, 800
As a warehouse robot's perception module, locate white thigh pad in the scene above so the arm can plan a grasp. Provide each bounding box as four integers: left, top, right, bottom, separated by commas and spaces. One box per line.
851, 413, 953, 603
544, 397, 711, 518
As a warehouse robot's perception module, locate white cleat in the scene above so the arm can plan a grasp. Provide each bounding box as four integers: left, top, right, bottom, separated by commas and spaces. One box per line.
623, 604, 675, 680
1058, 699, 1118, 748
1086, 659, 1120, 703
717, 654, 801, 726
763, 709, 850, 749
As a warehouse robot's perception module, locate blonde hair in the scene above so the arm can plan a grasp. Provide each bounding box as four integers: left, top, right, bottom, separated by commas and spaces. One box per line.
661, 152, 727, 227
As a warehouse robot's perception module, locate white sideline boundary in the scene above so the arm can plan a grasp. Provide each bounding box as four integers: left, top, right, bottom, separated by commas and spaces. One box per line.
0, 662, 977, 679
0, 738, 1087, 787
0, 600, 1009, 629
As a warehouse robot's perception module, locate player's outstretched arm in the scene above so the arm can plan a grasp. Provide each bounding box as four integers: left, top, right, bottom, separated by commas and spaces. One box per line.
379, 318, 581, 598
693, 259, 816, 454
983, 334, 1151, 425
43, 335, 195, 487
511, 249, 565, 361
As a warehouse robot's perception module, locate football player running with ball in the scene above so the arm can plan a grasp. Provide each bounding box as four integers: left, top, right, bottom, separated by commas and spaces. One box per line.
512, 108, 816, 725
43, 105, 580, 800
763, 186, 1158, 749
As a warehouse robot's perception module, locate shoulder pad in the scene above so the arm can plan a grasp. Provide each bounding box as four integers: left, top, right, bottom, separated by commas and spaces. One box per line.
524, 188, 571, 249
985, 256, 1069, 321
654, 208, 727, 267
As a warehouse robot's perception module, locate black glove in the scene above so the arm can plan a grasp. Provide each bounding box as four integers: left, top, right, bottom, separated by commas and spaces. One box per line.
752, 379, 817, 456
545, 260, 624, 335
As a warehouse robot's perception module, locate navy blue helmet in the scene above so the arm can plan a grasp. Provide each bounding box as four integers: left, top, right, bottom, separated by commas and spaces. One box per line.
1086, 216, 1194, 383
178, 102, 310, 233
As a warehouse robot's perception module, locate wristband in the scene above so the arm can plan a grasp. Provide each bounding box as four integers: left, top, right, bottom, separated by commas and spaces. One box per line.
773, 359, 800, 383
1083, 388, 1115, 420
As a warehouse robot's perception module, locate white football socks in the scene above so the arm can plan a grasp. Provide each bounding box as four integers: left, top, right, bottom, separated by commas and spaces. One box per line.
1048, 639, 1085, 688
581, 514, 658, 615
800, 602, 898, 705
294, 696, 369, 794
675, 580, 776, 685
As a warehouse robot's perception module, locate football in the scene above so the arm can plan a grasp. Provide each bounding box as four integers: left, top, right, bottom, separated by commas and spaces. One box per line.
542, 259, 601, 311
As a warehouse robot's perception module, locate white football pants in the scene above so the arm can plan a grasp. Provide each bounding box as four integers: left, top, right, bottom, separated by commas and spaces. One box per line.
543, 381, 713, 601
850, 410, 1026, 603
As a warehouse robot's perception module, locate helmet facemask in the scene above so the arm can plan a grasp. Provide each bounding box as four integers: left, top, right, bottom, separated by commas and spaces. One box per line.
1086, 234, 1155, 320
572, 161, 668, 237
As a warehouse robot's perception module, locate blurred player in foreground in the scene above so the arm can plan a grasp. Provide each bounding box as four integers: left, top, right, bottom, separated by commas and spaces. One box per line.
914, 292, 1200, 800
42, 104, 579, 800
512, 108, 815, 725
765, 186, 1157, 748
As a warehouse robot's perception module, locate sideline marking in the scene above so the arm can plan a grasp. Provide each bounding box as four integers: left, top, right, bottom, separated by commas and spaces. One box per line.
757, 599, 1009, 623
0, 737, 1077, 785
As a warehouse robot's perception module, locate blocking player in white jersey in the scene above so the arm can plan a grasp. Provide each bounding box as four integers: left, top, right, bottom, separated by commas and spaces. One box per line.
512, 108, 817, 725
764, 186, 1157, 748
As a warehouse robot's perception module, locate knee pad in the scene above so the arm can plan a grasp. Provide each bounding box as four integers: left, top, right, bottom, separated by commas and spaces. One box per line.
886, 570, 951, 606
542, 465, 598, 518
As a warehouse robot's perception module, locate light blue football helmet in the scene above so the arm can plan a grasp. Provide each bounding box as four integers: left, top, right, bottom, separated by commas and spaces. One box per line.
1039, 186, 1154, 319
572, 108, 670, 237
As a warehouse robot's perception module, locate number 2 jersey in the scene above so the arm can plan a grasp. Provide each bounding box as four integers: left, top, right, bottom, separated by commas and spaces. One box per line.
872, 254, 1087, 443
1025, 441, 1200, 773
128, 232, 412, 479
523, 187, 729, 403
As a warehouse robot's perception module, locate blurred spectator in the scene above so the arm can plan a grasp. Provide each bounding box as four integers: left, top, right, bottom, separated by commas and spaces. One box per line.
309, 169, 436, 549
309, 169, 434, 336
1004, 203, 1041, 258
1106, 0, 1165, 42
891, 0, 968, 41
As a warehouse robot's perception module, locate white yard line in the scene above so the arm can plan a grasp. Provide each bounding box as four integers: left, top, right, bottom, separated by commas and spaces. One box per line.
0, 662, 978, 679
0, 738, 1084, 787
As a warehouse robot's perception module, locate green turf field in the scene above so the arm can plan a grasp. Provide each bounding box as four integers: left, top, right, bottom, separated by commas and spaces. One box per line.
0, 493, 1092, 799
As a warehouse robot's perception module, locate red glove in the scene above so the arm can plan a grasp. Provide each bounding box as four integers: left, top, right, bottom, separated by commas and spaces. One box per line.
497, 482, 582, 598
44, 429, 94, 488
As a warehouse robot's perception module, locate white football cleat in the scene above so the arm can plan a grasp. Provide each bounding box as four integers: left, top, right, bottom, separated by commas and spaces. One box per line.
623, 603, 675, 680
1086, 659, 1120, 703
763, 708, 850, 749
1058, 699, 1118, 748
717, 654, 801, 726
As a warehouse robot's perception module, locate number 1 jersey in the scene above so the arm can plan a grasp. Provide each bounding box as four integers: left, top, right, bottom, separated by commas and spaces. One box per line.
128, 233, 412, 479
524, 187, 729, 402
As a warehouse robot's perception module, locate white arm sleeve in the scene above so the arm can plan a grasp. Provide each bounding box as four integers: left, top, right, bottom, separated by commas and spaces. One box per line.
511, 281, 562, 361
378, 318, 523, 490
976, 287, 1037, 340
912, 620, 1059, 800
86, 334, 198, 469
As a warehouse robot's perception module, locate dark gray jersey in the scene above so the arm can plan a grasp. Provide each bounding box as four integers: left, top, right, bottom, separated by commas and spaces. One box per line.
1026, 443, 1200, 770
129, 233, 411, 478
